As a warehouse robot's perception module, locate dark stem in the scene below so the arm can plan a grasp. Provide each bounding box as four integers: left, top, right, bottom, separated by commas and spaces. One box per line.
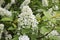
37, 24, 55, 39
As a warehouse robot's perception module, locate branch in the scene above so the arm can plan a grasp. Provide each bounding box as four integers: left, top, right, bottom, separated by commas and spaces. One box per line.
37, 24, 55, 39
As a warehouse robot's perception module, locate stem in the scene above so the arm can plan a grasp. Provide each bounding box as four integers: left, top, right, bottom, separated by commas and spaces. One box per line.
37, 24, 55, 39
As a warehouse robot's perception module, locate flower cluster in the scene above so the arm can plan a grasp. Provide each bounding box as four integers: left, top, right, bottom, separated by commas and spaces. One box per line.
0, 24, 12, 40
53, 5, 59, 10
0, 7, 12, 17
18, 6, 38, 30
20, 0, 30, 9
4, 31, 12, 40
19, 35, 29, 40
18, 0, 38, 39
48, 30, 59, 36
47, 8, 56, 16
4, 0, 15, 9
0, 0, 4, 7
11, 0, 15, 4
0, 24, 4, 39
42, 0, 48, 6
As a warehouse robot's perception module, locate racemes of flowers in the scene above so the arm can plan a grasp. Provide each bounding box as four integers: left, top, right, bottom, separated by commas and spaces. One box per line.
0, 24, 4, 39
42, 0, 48, 6
0, 0, 38, 40
0, 0, 4, 7
4, 0, 16, 9
19, 35, 29, 40
0, 7, 12, 17
18, 0, 38, 40
0, 0, 60, 40
18, 6, 38, 30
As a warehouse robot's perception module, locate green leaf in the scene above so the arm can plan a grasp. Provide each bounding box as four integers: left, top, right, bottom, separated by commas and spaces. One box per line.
50, 18, 56, 23
36, 14, 41, 22
43, 11, 52, 20
12, 35, 19, 40
40, 27, 51, 34
21, 28, 31, 34
30, 34, 37, 40
12, 23, 17, 28
55, 27, 60, 33
1, 17, 13, 22
8, 27, 16, 31
42, 16, 48, 21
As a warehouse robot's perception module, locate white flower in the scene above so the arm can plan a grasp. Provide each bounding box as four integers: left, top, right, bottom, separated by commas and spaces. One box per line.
0, 7, 12, 17
48, 8, 53, 14
0, 24, 4, 39
53, 5, 59, 10
0, 24, 4, 30
0, 0, 5, 7
47, 8, 53, 16
48, 30, 59, 36
4, 0, 15, 9
18, 6, 38, 30
21, 6, 33, 14
42, 0, 48, 6
11, 0, 15, 4
36, 9, 43, 13
47, 8, 56, 17
5, 34, 12, 40
4, 3, 12, 10
0, 34, 1, 39
4, 31, 12, 40
52, 0, 59, 3
20, 0, 30, 9
19, 35, 30, 40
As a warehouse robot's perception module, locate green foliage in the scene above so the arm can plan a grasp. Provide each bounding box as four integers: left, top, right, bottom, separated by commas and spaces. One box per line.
12, 35, 19, 40
0, 0, 60, 40
0, 17, 13, 22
